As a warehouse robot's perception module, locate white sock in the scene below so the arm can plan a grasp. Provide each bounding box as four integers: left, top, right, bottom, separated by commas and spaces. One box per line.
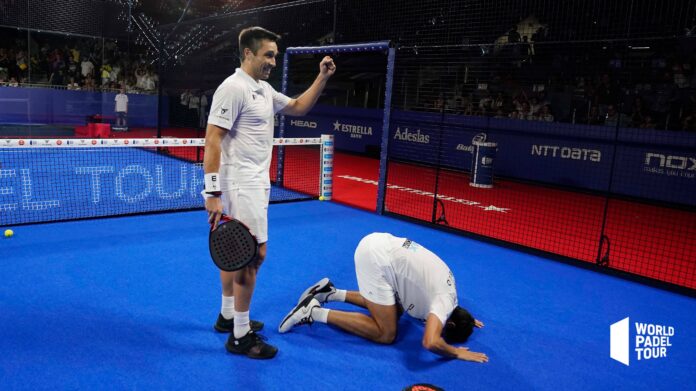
221, 295, 235, 320
233, 311, 251, 339
312, 307, 330, 323
331, 289, 347, 302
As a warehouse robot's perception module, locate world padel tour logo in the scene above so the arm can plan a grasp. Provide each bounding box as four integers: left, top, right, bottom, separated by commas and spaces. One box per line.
610, 317, 674, 366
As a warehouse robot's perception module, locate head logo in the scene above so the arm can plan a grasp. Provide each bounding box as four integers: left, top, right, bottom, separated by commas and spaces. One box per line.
155, 140, 160, 144
124, 140, 129, 144
91, 140, 98, 145
19, 140, 25, 145
610, 317, 674, 366
183, 140, 188, 144
290, 119, 318, 128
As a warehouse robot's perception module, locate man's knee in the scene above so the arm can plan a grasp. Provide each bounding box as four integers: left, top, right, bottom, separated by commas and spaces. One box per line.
253, 243, 267, 269
374, 328, 397, 344
257, 244, 267, 261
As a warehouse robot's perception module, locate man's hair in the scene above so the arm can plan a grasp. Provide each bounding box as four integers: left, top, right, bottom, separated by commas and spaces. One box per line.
442, 306, 475, 344
238, 27, 281, 61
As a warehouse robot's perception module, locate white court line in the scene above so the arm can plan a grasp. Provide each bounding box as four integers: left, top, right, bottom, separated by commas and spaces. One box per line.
337, 175, 511, 213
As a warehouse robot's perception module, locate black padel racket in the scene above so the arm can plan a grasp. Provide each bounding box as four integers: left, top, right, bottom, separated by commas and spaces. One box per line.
209, 215, 258, 271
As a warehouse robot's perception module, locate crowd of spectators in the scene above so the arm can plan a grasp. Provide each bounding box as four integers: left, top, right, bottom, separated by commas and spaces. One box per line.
421, 42, 696, 132
0, 33, 158, 94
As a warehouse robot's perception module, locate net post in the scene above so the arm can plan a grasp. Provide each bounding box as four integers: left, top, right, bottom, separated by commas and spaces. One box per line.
320, 134, 334, 200
276, 51, 290, 188
376, 47, 395, 215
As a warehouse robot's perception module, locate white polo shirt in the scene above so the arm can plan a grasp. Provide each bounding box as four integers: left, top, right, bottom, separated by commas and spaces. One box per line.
115, 93, 128, 113
207, 68, 291, 189
354, 233, 459, 326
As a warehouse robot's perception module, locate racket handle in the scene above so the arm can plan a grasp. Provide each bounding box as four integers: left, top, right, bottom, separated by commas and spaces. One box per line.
210, 214, 232, 232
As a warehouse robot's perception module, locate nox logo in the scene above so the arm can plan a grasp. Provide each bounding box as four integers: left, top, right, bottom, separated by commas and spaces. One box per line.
610, 317, 674, 366
644, 153, 696, 171
290, 120, 317, 128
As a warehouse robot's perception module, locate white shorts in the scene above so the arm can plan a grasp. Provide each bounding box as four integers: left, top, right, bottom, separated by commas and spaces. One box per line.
222, 187, 271, 243
354, 234, 399, 306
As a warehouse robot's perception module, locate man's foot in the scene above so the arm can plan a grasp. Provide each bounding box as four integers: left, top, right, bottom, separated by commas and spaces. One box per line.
225, 331, 277, 359
279, 295, 321, 333
297, 277, 336, 304
214, 314, 264, 333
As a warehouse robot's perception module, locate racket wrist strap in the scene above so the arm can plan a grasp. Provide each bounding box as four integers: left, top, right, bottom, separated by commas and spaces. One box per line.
204, 173, 222, 196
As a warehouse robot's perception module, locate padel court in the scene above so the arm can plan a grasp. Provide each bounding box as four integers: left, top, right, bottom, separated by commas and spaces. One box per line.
1, 201, 695, 390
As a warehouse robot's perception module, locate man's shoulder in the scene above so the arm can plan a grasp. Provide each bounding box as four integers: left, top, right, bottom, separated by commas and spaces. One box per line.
216, 75, 247, 95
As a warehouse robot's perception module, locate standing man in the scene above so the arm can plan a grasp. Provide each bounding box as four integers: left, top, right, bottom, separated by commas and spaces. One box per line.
203, 26, 336, 359
114, 87, 128, 129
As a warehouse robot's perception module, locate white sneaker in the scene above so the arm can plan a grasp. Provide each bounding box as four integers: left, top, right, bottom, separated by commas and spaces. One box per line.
297, 277, 336, 304
279, 295, 321, 333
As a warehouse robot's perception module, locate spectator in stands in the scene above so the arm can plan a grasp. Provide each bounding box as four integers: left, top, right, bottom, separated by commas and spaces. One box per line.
432, 95, 445, 112
81, 56, 94, 79
519, 101, 532, 120
595, 74, 619, 116
188, 90, 200, 126
478, 92, 493, 115
537, 104, 554, 122
100, 64, 111, 87
604, 104, 628, 127
492, 92, 505, 111
49, 69, 64, 86
639, 115, 657, 129
67, 76, 80, 90
135, 65, 147, 90
681, 111, 696, 132
586, 105, 602, 125
629, 97, 648, 128
8, 77, 18, 87
199, 91, 209, 129
652, 71, 677, 124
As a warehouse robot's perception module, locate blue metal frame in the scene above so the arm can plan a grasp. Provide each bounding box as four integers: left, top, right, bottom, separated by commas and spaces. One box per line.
277, 41, 394, 214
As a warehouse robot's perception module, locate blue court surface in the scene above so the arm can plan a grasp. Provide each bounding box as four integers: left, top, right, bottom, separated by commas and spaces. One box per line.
1, 201, 694, 390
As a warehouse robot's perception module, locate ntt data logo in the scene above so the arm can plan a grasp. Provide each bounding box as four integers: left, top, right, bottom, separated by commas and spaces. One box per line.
610, 317, 674, 366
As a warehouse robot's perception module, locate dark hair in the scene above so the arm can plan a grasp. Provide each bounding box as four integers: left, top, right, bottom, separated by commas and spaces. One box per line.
238, 27, 281, 61
442, 306, 475, 344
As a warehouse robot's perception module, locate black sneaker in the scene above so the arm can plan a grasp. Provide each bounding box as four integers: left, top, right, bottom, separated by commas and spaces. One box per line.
214, 314, 264, 333
225, 331, 278, 359
297, 277, 337, 304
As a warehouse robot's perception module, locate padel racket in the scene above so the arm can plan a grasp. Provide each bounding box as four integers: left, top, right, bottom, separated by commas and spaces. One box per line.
209, 215, 258, 271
